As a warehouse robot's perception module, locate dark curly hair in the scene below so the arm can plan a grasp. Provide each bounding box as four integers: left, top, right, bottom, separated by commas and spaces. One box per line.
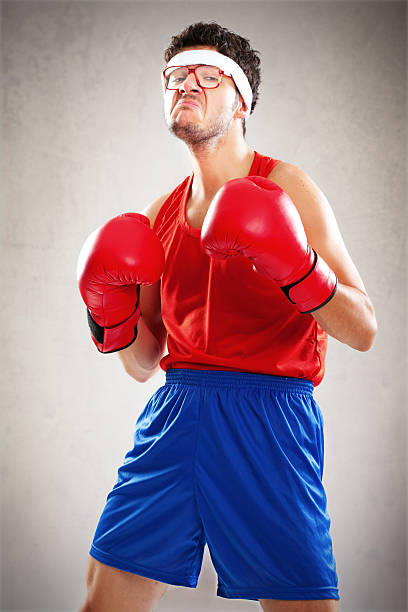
163, 21, 261, 137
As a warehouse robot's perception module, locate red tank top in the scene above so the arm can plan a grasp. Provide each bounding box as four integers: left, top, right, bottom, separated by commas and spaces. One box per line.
152, 150, 328, 386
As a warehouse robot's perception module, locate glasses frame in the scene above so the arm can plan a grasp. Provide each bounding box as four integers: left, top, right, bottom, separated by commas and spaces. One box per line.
162, 65, 231, 90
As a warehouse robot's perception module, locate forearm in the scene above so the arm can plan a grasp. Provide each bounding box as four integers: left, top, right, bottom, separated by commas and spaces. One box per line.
311, 282, 377, 351
117, 316, 166, 382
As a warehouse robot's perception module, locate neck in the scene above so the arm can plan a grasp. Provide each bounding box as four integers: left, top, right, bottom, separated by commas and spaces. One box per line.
187, 128, 254, 203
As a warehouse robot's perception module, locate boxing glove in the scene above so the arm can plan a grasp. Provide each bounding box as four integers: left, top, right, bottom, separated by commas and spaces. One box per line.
77, 212, 165, 353
200, 176, 337, 313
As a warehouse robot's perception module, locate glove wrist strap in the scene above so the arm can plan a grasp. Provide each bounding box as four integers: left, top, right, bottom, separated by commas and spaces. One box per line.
281, 249, 338, 313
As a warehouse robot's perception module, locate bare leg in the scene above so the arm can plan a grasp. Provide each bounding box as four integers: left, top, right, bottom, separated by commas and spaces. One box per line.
78, 556, 169, 612
259, 599, 339, 612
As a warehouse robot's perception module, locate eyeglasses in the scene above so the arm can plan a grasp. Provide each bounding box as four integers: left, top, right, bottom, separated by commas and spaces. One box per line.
163, 65, 231, 90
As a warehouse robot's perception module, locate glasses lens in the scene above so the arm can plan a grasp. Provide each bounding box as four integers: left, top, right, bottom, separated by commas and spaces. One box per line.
164, 65, 220, 89
195, 66, 220, 88
165, 67, 188, 88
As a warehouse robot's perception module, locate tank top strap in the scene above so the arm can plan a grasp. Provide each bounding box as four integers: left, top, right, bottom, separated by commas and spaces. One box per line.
250, 150, 282, 177
153, 175, 190, 239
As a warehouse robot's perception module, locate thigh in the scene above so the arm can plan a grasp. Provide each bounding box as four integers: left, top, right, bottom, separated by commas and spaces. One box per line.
89, 382, 206, 588
194, 376, 339, 601
84, 556, 168, 612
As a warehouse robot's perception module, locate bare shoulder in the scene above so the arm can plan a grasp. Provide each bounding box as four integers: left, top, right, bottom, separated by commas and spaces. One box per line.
266, 160, 335, 224
267, 161, 322, 197
267, 159, 293, 180
139, 191, 173, 228
267, 160, 368, 293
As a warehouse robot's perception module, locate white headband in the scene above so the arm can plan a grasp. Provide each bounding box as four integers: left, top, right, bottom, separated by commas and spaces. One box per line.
162, 49, 253, 121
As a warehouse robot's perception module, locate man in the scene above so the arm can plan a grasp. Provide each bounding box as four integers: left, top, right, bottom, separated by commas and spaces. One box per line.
77, 21, 377, 612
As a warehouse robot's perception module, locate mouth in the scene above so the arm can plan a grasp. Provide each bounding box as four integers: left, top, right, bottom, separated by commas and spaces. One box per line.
176, 100, 201, 110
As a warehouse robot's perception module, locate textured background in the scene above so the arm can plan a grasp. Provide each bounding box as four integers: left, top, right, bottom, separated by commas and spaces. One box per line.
1, 1, 406, 611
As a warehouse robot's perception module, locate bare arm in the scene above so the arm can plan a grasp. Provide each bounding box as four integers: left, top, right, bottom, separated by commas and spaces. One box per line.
311, 283, 376, 351
269, 163, 378, 352
117, 282, 168, 382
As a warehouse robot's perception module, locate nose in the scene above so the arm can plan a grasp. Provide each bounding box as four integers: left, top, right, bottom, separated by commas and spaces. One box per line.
179, 72, 202, 94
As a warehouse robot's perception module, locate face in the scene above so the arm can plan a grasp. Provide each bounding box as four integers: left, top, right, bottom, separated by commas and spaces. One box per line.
163, 45, 244, 145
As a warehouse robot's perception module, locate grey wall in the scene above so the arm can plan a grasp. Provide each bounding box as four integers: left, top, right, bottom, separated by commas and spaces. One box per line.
1, 2, 406, 611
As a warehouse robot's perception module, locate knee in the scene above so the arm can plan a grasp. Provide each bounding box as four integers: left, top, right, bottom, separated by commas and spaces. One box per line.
79, 556, 99, 611
86, 556, 98, 591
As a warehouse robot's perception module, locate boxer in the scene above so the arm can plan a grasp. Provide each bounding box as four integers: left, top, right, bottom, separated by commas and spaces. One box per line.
77, 21, 377, 612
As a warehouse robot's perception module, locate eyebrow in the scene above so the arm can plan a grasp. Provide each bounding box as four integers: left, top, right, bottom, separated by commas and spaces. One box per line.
172, 64, 207, 68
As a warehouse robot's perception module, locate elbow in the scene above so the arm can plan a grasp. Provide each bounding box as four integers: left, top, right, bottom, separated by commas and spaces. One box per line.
355, 316, 378, 352
126, 370, 147, 383
124, 366, 154, 383
124, 362, 160, 383
354, 295, 378, 352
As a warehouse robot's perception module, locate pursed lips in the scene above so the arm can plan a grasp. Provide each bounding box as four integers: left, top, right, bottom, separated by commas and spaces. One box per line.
175, 99, 201, 110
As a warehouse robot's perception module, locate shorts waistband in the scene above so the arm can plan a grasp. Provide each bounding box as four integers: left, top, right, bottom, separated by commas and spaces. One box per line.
165, 368, 314, 395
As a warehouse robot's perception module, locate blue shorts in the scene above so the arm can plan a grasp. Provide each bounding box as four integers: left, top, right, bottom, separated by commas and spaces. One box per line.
89, 368, 340, 601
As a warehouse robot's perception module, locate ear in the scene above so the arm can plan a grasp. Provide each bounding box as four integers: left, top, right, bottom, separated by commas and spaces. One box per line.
234, 92, 248, 119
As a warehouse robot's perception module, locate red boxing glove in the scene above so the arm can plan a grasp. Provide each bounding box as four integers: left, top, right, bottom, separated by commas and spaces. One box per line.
200, 176, 337, 313
77, 213, 165, 353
